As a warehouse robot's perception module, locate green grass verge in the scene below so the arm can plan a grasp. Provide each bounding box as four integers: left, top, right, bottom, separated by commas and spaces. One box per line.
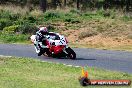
0, 34, 30, 44
0, 57, 132, 88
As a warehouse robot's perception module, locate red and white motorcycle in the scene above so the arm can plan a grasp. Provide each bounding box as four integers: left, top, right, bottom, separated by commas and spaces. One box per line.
31, 32, 76, 60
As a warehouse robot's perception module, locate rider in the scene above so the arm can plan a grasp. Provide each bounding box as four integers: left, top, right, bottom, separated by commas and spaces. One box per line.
35, 26, 49, 56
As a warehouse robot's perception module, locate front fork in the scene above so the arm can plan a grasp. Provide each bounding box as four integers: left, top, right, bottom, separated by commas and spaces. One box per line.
63, 45, 69, 55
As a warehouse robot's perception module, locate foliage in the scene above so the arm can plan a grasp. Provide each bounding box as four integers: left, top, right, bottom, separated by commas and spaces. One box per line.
70, 9, 81, 15
64, 18, 80, 24
0, 10, 38, 35
18, 24, 37, 34
0, 10, 11, 19
44, 11, 62, 21
24, 15, 37, 23
0, 18, 12, 30
63, 11, 81, 23
47, 25, 56, 32
122, 15, 132, 21
10, 13, 21, 21
2, 25, 19, 34
0, 10, 20, 30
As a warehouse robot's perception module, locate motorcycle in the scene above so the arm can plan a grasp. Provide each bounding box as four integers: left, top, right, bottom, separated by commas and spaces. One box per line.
30, 32, 76, 60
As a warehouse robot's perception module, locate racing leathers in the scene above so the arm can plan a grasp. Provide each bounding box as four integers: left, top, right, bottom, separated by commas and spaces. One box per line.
35, 31, 48, 56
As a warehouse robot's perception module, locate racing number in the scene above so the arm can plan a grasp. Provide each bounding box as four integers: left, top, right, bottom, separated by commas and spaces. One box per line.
60, 38, 65, 44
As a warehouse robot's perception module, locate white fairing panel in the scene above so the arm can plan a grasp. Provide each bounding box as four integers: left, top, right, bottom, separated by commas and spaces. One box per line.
57, 35, 67, 45
47, 35, 67, 46
30, 35, 36, 44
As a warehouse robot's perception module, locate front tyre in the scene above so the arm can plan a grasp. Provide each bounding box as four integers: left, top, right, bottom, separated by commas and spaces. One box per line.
65, 47, 76, 60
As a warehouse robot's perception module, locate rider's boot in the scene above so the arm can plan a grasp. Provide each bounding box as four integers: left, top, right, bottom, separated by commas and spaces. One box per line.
34, 44, 40, 53
38, 50, 43, 56
34, 43, 42, 56
36, 45, 43, 56
37, 42, 48, 56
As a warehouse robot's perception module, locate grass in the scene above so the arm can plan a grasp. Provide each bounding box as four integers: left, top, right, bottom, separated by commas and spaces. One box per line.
108, 45, 132, 51
0, 34, 30, 44
0, 56, 132, 88
69, 43, 132, 51
0, 4, 29, 15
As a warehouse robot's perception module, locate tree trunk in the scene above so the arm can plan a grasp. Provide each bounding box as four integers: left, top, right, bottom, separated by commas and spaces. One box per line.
126, 0, 131, 11
64, 0, 66, 7
52, 0, 57, 9
77, 0, 80, 10
40, 0, 47, 12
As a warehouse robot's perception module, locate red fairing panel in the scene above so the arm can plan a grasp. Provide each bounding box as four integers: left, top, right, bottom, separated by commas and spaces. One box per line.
50, 45, 65, 54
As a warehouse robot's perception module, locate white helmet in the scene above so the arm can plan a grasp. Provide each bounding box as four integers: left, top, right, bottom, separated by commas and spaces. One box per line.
39, 27, 48, 34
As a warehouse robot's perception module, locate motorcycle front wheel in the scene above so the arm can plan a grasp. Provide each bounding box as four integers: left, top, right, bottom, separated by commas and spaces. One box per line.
65, 47, 76, 60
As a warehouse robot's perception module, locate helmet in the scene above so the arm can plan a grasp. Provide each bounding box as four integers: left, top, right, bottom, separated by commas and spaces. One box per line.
39, 27, 48, 35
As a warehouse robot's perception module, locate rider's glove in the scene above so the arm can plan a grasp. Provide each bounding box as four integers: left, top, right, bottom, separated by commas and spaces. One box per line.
38, 42, 43, 46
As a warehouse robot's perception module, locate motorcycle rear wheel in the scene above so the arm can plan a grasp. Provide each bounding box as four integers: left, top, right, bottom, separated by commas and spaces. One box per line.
42, 48, 52, 57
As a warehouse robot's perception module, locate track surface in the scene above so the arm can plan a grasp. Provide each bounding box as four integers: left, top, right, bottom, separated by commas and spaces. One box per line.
0, 44, 132, 73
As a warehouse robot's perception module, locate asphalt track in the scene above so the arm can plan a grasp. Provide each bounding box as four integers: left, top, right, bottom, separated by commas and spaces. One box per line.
0, 44, 132, 73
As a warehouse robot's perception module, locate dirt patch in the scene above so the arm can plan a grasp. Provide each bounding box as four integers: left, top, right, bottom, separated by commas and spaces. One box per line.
79, 35, 132, 47
61, 30, 80, 42
62, 29, 132, 50
82, 19, 132, 38
54, 19, 132, 50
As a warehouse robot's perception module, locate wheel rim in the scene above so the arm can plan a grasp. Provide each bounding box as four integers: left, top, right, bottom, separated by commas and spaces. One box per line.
70, 54, 74, 59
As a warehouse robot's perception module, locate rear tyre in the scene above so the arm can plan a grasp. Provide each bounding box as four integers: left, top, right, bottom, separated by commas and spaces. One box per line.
65, 47, 76, 60
79, 77, 90, 86
42, 48, 52, 57
46, 50, 52, 57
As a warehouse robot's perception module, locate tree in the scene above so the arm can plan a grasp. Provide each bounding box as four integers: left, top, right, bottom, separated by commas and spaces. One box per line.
40, 0, 47, 12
